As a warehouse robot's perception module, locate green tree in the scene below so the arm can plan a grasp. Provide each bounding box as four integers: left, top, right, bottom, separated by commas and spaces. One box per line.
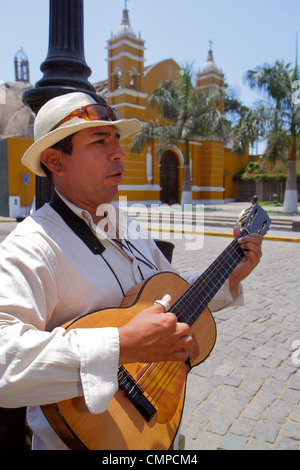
131, 64, 230, 207
233, 60, 300, 213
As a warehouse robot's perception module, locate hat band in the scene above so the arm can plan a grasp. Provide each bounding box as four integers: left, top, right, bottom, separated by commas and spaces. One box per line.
51, 104, 119, 131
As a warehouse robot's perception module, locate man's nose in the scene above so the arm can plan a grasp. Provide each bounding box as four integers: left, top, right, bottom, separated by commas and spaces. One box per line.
110, 140, 125, 161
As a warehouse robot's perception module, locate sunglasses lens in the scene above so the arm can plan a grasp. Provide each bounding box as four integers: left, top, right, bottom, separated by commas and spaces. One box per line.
87, 105, 119, 122
112, 108, 119, 121
51, 104, 119, 131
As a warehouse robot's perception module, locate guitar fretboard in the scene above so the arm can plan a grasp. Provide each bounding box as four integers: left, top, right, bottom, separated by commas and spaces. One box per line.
171, 230, 247, 327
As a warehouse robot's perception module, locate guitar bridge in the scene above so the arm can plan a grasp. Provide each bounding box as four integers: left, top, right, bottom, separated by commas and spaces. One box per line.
118, 366, 157, 422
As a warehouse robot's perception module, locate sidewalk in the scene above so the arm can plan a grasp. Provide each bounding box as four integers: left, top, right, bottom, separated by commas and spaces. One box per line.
125, 202, 300, 243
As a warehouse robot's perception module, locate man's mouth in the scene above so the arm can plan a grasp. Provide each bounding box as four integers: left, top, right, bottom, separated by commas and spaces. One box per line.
108, 170, 123, 181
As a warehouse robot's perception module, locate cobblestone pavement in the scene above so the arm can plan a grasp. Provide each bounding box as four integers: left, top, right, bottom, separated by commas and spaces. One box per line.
1, 217, 299, 451
170, 235, 300, 450
0, 221, 18, 243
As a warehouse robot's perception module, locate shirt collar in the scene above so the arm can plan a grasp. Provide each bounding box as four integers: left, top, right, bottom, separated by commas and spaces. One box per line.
53, 190, 122, 242
54, 189, 97, 231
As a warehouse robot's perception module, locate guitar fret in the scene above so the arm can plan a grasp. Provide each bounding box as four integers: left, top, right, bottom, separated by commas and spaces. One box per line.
173, 235, 246, 326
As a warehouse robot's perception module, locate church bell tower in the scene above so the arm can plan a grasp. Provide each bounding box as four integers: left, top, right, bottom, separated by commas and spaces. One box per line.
196, 43, 225, 112
106, 3, 147, 120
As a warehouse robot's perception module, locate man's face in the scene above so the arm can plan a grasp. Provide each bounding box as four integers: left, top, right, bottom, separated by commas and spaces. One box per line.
53, 125, 125, 211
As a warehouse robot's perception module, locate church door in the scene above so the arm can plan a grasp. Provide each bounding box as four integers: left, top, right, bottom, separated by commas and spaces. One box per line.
160, 151, 178, 205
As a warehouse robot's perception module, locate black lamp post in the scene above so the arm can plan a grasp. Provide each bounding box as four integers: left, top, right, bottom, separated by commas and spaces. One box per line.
22, 0, 104, 209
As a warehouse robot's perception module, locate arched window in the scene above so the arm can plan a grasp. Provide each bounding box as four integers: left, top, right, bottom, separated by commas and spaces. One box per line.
129, 67, 138, 89
113, 68, 122, 90
14, 47, 30, 83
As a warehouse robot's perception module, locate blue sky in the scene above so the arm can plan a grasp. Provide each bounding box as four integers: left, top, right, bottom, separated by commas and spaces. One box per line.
0, 0, 299, 108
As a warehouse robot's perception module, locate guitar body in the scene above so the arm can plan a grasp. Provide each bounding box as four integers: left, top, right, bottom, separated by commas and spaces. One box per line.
42, 272, 217, 450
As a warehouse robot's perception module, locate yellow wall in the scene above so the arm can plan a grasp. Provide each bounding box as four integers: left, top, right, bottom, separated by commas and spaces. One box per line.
143, 59, 181, 121
119, 129, 248, 204
224, 147, 249, 200
109, 47, 248, 203
4, 125, 248, 208
7, 137, 35, 207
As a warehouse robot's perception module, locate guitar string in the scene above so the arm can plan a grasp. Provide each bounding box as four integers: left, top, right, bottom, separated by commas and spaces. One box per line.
141, 363, 180, 406
117, 235, 246, 404
136, 360, 177, 395
172, 238, 244, 324
117, 242, 243, 396
128, 360, 188, 410
143, 361, 185, 404
117, 239, 244, 400
132, 361, 162, 387
120, 360, 184, 407
118, 360, 178, 403
117, 216, 270, 407
178, 239, 241, 305
151, 229, 264, 400
153, 363, 188, 405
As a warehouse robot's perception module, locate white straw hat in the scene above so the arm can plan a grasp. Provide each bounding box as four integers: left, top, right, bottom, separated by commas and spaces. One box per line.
22, 92, 141, 177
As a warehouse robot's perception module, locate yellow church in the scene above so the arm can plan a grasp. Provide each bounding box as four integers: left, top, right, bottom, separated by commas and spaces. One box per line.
0, 7, 248, 217
94, 7, 248, 206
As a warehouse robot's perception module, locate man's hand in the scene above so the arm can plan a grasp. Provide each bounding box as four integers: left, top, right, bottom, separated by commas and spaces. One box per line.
118, 295, 192, 365
229, 226, 263, 288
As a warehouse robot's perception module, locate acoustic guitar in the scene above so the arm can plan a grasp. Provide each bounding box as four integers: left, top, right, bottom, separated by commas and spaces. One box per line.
41, 204, 271, 450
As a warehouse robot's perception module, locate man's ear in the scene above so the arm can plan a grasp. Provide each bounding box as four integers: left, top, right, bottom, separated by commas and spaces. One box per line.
40, 148, 64, 176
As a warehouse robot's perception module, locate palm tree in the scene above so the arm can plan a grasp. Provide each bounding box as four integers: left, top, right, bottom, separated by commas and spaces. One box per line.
131, 64, 230, 207
233, 60, 300, 213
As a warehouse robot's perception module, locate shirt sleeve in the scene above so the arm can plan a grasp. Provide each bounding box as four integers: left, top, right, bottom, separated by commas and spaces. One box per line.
0, 234, 119, 413
75, 328, 119, 414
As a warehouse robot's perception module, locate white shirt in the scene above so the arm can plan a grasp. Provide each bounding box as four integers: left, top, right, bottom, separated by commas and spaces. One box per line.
0, 195, 243, 450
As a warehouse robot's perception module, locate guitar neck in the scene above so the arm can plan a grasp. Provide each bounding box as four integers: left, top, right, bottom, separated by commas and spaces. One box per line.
172, 229, 247, 326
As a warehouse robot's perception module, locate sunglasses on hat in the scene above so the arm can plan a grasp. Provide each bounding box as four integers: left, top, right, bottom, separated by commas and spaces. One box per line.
51, 104, 119, 131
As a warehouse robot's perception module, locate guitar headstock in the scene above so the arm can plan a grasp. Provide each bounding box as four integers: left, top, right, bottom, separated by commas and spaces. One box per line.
237, 204, 271, 236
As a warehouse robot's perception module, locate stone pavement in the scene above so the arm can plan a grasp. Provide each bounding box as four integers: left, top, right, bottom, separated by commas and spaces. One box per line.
0, 221, 17, 243
126, 201, 300, 242
1, 203, 299, 451
170, 234, 300, 450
